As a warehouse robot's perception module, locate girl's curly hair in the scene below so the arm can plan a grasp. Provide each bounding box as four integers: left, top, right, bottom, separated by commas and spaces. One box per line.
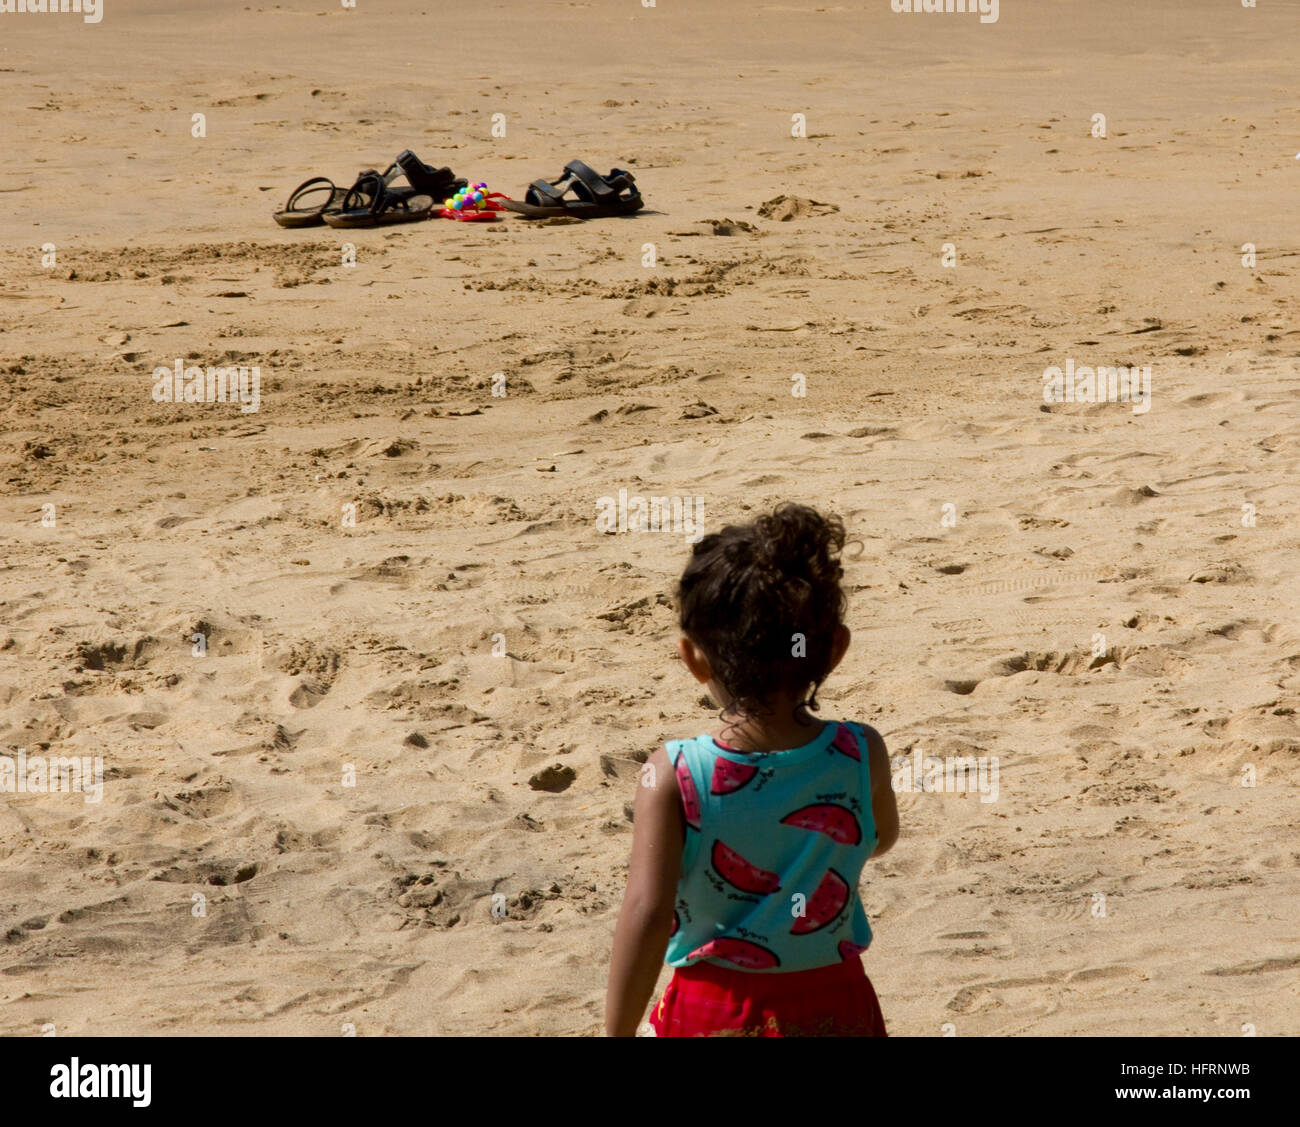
676, 502, 848, 721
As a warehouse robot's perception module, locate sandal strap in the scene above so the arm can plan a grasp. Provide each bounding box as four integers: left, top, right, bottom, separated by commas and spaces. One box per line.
283, 176, 337, 213
605, 168, 638, 194
564, 160, 618, 201
525, 176, 569, 207
340, 170, 388, 215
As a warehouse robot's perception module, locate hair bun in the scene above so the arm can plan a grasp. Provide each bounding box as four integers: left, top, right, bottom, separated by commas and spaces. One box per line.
754, 502, 845, 579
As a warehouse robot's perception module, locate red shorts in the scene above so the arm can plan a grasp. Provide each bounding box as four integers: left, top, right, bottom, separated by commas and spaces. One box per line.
648, 954, 887, 1037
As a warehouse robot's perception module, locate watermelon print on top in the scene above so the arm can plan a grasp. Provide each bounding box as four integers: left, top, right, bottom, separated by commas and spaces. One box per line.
664, 720, 878, 974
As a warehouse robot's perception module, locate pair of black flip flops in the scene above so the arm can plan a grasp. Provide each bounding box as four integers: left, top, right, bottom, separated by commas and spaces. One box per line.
273, 150, 465, 228
501, 160, 643, 219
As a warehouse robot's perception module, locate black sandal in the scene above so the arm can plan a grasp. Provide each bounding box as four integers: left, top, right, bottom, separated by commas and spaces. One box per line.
395, 150, 467, 199
322, 167, 436, 228
501, 160, 643, 219
273, 176, 350, 227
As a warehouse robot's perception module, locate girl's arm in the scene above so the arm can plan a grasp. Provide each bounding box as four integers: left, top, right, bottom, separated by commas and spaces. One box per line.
863, 725, 899, 857
604, 745, 684, 1036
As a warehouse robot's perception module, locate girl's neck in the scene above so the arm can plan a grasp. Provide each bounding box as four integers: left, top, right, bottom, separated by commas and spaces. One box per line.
717, 706, 825, 753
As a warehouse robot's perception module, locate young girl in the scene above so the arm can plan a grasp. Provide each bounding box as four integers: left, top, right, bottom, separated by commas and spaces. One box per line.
605, 502, 899, 1037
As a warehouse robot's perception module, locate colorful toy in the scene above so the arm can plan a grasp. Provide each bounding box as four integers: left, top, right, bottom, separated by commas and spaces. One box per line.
438, 181, 510, 222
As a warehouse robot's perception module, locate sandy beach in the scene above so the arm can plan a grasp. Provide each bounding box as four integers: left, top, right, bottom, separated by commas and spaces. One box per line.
1, 0, 1298, 1035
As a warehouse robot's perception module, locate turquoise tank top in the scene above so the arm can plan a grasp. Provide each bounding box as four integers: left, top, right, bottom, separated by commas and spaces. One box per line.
664, 720, 877, 973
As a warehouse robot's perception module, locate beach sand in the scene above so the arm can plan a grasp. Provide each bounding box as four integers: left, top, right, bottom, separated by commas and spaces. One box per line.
1, 0, 1298, 1035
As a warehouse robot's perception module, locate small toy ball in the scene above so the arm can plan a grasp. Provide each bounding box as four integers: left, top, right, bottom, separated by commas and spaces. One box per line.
476, 182, 487, 190
473, 191, 484, 203
443, 198, 454, 209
